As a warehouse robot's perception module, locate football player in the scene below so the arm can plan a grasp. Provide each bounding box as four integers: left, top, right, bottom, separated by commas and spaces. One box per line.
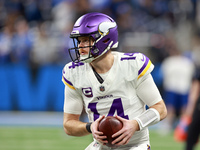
174, 67, 200, 150
62, 12, 167, 150
186, 70, 200, 150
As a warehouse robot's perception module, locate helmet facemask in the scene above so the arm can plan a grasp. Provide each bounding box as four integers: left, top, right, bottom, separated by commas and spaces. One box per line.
68, 35, 99, 63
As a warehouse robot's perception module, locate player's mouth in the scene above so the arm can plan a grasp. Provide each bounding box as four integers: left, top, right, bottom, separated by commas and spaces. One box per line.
80, 52, 87, 55
79, 48, 88, 56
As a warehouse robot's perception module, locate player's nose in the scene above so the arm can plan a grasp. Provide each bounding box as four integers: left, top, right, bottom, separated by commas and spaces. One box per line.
78, 40, 86, 47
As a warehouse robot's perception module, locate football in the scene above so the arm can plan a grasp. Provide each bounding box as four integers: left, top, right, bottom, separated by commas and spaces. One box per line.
98, 116, 123, 147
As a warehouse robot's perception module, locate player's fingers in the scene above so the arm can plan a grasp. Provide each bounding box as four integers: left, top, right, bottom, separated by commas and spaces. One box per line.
92, 116, 105, 132
120, 134, 131, 145
124, 138, 130, 145
111, 132, 126, 145
97, 139, 108, 145
112, 128, 132, 145
96, 116, 105, 129
97, 137, 108, 143
93, 130, 104, 135
95, 135, 107, 141
97, 115, 105, 122
115, 115, 126, 122
113, 133, 131, 146
115, 137, 129, 146
112, 128, 124, 138
93, 130, 107, 139
94, 134, 108, 144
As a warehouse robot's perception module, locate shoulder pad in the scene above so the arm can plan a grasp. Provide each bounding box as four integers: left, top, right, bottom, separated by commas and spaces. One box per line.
119, 52, 154, 80
62, 62, 85, 90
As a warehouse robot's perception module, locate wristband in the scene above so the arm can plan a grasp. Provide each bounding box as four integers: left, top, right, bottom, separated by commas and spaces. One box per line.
134, 108, 160, 130
86, 122, 92, 133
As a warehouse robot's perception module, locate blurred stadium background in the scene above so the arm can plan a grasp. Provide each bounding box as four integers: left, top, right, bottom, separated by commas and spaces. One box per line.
0, 0, 200, 149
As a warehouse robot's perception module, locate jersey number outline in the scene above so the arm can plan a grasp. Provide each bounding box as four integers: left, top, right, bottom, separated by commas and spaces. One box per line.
88, 98, 129, 121
121, 53, 136, 61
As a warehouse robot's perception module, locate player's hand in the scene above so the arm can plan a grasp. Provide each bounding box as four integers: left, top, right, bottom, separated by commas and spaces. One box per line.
91, 115, 108, 145
111, 115, 139, 146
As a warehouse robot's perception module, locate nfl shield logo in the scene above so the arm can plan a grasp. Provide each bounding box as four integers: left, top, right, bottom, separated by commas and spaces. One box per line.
99, 86, 105, 92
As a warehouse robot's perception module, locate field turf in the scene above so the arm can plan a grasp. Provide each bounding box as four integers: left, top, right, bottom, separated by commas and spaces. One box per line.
0, 126, 200, 150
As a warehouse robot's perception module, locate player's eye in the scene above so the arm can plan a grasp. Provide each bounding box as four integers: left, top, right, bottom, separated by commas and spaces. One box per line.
83, 39, 89, 43
77, 37, 90, 45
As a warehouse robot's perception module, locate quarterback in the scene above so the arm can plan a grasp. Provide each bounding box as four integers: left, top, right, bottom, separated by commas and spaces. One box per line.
62, 12, 167, 150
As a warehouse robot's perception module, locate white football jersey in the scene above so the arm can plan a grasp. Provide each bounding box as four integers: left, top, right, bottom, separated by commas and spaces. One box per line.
62, 52, 159, 148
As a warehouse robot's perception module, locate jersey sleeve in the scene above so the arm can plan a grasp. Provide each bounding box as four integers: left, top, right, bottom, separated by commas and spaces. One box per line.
135, 53, 154, 80
134, 54, 162, 106
63, 86, 83, 114
119, 52, 154, 83
62, 64, 76, 90
62, 64, 83, 114
136, 74, 162, 107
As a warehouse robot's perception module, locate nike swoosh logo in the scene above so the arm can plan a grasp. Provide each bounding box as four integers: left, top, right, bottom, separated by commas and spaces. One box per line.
141, 55, 145, 61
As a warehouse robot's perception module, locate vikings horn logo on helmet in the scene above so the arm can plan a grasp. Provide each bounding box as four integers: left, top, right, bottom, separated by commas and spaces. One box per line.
98, 22, 117, 35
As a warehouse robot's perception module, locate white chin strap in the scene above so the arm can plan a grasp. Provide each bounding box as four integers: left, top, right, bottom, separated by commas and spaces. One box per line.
80, 54, 94, 63
80, 41, 117, 63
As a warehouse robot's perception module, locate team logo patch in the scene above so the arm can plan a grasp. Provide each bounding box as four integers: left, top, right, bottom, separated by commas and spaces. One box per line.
82, 87, 93, 98
93, 142, 100, 147
99, 86, 105, 92
147, 144, 151, 150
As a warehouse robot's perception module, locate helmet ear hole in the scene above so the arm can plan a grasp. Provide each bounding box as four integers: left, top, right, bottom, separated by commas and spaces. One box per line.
103, 38, 110, 44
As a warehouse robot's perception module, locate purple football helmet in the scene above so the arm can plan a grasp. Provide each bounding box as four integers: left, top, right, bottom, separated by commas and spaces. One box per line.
68, 12, 118, 63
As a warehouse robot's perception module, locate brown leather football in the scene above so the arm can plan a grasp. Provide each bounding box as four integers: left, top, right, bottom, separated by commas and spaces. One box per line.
98, 116, 123, 147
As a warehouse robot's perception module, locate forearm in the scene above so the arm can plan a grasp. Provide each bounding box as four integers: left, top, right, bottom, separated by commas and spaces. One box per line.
150, 100, 167, 121
186, 80, 200, 116
134, 100, 167, 130
63, 113, 91, 136
136, 75, 167, 121
63, 119, 90, 136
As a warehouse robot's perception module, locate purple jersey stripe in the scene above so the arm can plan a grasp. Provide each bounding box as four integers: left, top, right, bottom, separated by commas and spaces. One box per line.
62, 69, 65, 74
62, 76, 73, 86
138, 56, 149, 75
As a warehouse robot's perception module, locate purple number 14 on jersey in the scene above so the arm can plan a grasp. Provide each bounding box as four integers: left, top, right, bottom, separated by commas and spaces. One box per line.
88, 98, 129, 121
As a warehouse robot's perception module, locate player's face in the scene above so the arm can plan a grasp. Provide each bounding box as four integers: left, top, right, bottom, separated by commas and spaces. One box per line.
78, 36, 94, 56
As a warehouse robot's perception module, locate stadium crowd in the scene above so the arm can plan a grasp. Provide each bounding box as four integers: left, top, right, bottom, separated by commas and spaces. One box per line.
0, 0, 199, 65
0, 0, 199, 113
